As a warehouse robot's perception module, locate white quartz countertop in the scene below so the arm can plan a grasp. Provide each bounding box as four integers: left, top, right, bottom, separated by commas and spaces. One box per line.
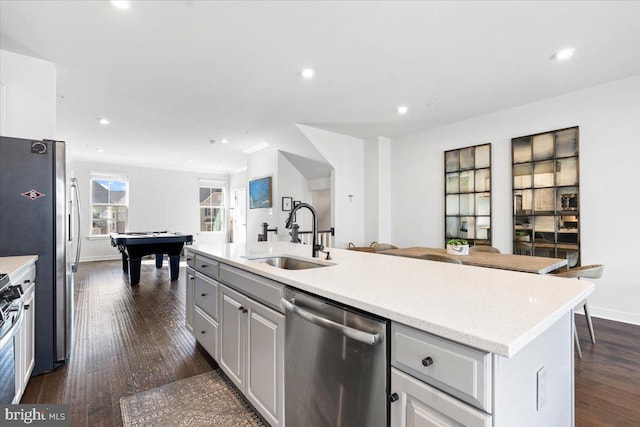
0, 255, 38, 279
187, 242, 593, 358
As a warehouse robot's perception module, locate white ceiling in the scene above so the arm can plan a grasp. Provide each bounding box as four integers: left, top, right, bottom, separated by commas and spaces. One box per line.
1, 1, 639, 174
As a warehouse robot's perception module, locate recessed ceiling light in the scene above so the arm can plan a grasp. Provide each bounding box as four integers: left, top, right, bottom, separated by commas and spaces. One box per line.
301, 68, 315, 79
553, 47, 575, 61
221, 138, 229, 144
396, 105, 409, 114
96, 148, 104, 153
98, 118, 110, 125
111, 0, 131, 10
187, 159, 193, 163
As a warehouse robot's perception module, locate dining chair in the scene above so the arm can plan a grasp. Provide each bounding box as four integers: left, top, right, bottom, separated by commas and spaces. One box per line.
419, 253, 463, 265
470, 245, 501, 254
553, 264, 604, 358
514, 241, 532, 255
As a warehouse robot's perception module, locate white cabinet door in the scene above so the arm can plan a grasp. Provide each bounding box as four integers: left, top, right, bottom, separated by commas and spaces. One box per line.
21, 288, 35, 388
391, 368, 491, 427
220, 284, 246, 391
14, 285, 35, 403
245, 297, 285, 427
186, 268, 195, 333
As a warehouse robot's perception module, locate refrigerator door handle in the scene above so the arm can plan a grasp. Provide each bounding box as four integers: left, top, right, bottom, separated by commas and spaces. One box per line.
70, 178, 82, 273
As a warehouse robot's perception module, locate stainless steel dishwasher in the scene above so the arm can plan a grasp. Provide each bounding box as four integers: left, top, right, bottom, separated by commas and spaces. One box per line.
282, 288, 388, 427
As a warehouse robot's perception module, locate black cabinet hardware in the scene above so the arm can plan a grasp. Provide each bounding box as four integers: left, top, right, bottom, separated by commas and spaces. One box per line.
421, 357, 434, 367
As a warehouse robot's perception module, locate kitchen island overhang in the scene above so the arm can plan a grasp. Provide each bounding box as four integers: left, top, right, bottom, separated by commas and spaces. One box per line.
187, 241, 593, 359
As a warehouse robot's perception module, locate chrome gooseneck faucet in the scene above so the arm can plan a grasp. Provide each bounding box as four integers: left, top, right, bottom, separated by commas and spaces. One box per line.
285, 202, 325, 258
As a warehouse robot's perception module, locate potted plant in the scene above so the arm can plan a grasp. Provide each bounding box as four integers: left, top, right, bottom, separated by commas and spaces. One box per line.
515, 231, 530, 241
446, 238, 469, 256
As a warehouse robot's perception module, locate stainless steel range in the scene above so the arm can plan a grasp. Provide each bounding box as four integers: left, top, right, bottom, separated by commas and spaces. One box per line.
0, 272, 26, 404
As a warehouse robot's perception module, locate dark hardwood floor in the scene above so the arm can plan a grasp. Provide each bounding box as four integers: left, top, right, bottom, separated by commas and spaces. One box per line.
574, 315, 640, 426
21, 259, 217, 426
22, 260, 640, 426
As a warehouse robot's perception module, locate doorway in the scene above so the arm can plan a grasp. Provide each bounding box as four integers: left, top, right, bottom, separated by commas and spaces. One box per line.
231, 187, 247, 243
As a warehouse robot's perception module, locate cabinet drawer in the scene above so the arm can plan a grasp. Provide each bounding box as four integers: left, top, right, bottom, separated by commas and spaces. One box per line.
195, 272, 219, 320
194, 306, 219, 360
12, 264, 36, 290
219, 264, 284, 313
391, 368, 491, 427
392, 323, 492, 412
186, 251, 196, 269
194, 255, 219, 279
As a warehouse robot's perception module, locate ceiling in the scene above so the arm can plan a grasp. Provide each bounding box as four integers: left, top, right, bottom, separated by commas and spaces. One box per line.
1, 1, 639, 174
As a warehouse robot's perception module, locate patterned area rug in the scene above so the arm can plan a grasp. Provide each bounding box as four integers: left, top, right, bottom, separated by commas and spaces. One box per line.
120, 370, 266, 427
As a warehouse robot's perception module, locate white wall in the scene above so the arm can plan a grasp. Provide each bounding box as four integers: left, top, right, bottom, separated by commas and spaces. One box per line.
312, 189, 332, 231
364, 136, 392, 244
378, 137, 392, 242
229, 169, 247, 194
0, 49, 56, 140
246, 147, 279, 242
364, 137, 379, 244
75, 160, 228, 261
277, 151, 312, 240
391, 74, 640, 325
229, 168, 248, 243
298, 124, 365, 248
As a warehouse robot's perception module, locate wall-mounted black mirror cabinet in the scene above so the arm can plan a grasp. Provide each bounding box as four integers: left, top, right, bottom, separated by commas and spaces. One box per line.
444, 143, 492, 247
512, 126, 580, 267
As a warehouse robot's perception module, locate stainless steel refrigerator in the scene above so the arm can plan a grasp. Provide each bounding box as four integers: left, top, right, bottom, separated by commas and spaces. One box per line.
0, 136, 81, 375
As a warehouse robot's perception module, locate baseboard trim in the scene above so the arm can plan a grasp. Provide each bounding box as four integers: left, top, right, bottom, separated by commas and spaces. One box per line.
80, 254, 121, 262
576, 307, 640, 326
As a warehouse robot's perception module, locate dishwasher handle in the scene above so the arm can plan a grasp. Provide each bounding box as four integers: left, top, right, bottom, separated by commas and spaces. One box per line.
281, 298, 380, 346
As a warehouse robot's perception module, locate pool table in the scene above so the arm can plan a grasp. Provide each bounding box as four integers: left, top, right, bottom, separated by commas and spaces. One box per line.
110, 231, 193, 285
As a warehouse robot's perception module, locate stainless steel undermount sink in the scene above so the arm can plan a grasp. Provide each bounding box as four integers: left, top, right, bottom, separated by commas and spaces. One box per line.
250, 256, 330, 270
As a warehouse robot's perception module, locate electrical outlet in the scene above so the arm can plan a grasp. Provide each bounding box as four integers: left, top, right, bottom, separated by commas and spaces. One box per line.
537, 366, 547, 411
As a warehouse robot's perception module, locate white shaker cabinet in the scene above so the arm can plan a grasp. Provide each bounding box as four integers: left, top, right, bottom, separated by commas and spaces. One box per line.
185, 267, 195, 333
391, 311, 573, 427
185, 252, 287, 427
245, 296, 284, 427
391, 368, 491, 427
193, 271, 220, 360
13, 262, 36, 403
220, 284, 246, 390
219, 283, 285, 427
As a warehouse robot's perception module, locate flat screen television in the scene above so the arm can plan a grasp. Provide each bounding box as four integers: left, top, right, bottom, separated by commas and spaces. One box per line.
249, 176, 272, 209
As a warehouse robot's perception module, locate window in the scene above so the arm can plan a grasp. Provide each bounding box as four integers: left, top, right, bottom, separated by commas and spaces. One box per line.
199, 180, 225, 232
90, 173, 128, 236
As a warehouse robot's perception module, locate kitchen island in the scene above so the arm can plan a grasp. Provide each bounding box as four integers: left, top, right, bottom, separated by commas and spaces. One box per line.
185, 241, 593, 427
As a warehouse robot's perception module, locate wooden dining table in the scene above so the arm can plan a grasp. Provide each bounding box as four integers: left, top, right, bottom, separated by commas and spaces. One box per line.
378, 247, 567, 274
